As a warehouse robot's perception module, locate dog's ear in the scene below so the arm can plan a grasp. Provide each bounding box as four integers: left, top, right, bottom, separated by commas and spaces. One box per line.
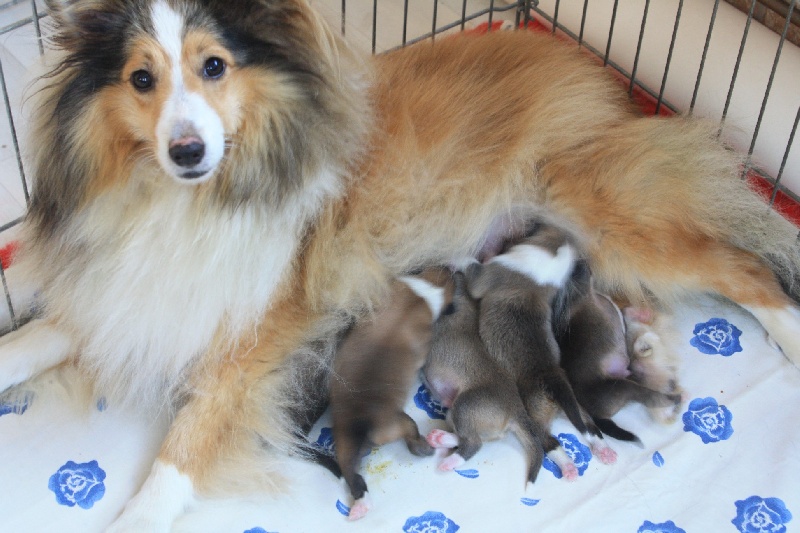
44, 0, 122, 52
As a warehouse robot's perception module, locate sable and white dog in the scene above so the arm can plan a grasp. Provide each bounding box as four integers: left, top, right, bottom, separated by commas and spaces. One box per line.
1, 0, 799, 530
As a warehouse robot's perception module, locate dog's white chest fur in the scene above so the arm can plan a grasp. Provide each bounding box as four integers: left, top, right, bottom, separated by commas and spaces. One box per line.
38, 178, 317, 406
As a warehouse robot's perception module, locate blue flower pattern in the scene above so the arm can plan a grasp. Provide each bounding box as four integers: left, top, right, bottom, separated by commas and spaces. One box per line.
682, 397, 734, 443
520, 498, 540, 507
652, 451, 665, 467
314, 427, 335, 454
403, 511, 460, 533
732, 496, 792, 533
542, 433, 593, 478
638, 520, 686, 533
455, 468, 479, 478
414, 384, 447, 420
0, 392, 32, 416
47, 460, 106, 509
690, 318, 743, 356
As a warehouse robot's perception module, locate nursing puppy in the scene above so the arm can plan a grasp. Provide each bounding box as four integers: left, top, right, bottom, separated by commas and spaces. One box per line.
557, 262, 683, 442
1, 0, 799, 529
328, 268, 452, 520
423, 272, 578, 482
464, 226, 618, 465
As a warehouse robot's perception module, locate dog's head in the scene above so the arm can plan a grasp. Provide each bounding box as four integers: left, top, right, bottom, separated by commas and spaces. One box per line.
32, 0, 369, 232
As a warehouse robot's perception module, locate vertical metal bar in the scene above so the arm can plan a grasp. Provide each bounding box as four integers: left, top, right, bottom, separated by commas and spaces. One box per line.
689, 0, 720, 114
628, 0, 651, 96
461, 0, 468, 31
371, 0, 377, 54
0, 264, 17, 333
552, 0, 560, 34
603, 0, 620, 66
0, 58, 30, 205
402, 0, 409, 45
769, 105, 800, 207
654, 0, 684, 115
432, 0, 439, 41
578, 0, 589, 46
720, 0, 757, 129
747, 0, 796, 162
31, 0, 44, 56
488, 0, 495, 32
341, 0, 346, 36
524, 0, 532, 29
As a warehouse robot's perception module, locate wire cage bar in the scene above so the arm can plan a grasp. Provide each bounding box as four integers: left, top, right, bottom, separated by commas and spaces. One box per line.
0, 0, 798, 331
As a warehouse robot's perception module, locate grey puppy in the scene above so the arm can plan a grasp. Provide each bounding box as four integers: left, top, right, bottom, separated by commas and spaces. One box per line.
463, 225, 618, 467
327, 267, 454, 520
423, 271, 578, 482
556, 260, 683, 443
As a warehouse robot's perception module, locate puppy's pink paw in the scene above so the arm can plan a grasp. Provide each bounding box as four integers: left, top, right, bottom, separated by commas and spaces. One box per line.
438, 453, 466, 471
561, 463, 579, 481
347, 499, 370, 521
593, 445, 618, 465
427, 429, 459, 449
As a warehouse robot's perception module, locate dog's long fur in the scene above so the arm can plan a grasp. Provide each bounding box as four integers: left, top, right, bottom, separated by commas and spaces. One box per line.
2, 0, 800, 529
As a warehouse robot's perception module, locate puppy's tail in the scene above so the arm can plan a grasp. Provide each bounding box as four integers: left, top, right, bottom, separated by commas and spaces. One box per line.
510, 414, 547, 484
593, 417, 643, 447
336, 419, 371, 501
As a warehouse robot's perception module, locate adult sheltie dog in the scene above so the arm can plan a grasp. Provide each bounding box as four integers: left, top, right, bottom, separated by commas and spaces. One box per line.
1, 0, 799, 529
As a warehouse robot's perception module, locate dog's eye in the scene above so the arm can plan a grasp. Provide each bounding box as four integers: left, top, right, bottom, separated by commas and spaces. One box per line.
203, 57, 225, 79
131, 70, 154, 91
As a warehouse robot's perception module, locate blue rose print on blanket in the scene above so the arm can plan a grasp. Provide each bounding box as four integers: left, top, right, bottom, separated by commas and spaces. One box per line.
542, 433, 592, 478
0, 391, 32, 416
48, 460, 106, 509
682, 397, 733, 443
637, 520, 686, 533
690, 318, 743, 356
732, 496, 792, 533
414, 383, 447, 420
314, 427, 335, 454
403, 511, 460, 533
244, 528, 277, 533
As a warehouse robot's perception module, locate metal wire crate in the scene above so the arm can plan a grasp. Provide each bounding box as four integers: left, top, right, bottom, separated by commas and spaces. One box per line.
0, 0, 798, 327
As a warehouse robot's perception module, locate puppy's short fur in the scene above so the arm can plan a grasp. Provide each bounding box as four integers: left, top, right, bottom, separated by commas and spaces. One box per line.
423, 272, 564, 482
557, 262, 683, 443
464, 226, 618, 465
327, 268, 452, 520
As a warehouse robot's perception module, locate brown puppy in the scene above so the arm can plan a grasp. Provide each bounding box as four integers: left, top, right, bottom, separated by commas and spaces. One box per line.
423, 271, 577, 482
557, 261, 683, 443
464, 226, 618, 466
329, 268, 453, 520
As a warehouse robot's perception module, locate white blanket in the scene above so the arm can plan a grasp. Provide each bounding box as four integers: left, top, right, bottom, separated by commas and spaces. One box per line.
1, 296, 798, 533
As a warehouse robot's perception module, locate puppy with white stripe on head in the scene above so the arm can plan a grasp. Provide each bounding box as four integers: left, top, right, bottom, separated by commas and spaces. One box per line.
326, 267, 454, 521
463, 224, 618, 467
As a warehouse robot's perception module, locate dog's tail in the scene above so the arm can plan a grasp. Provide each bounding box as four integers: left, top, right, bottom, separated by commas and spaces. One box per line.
547, 118, 800, 306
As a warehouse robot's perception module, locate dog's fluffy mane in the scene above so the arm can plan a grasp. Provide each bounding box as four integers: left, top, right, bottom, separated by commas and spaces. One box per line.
17, 0, 371, 410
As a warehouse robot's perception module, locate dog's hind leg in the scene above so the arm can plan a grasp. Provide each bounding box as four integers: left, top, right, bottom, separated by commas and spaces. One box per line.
0, 319, 72, 393
656, 240, 800, 366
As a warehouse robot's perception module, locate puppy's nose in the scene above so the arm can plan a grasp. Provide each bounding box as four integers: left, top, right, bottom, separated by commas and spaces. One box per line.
169, 138, 205, 167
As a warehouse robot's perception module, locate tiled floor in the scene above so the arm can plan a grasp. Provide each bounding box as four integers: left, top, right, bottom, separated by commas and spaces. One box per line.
0, 0, 514, 247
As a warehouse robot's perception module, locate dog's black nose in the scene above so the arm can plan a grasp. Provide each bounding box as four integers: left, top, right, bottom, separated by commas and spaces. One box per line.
169, 140, 205, 168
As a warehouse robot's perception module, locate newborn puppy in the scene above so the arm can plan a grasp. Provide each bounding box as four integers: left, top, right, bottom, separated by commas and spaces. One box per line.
465, 225, 618, 465
557, 261, 683, 442
623, 306, 684, 423
423, 271, 577, 482
329, 267, 453, 520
